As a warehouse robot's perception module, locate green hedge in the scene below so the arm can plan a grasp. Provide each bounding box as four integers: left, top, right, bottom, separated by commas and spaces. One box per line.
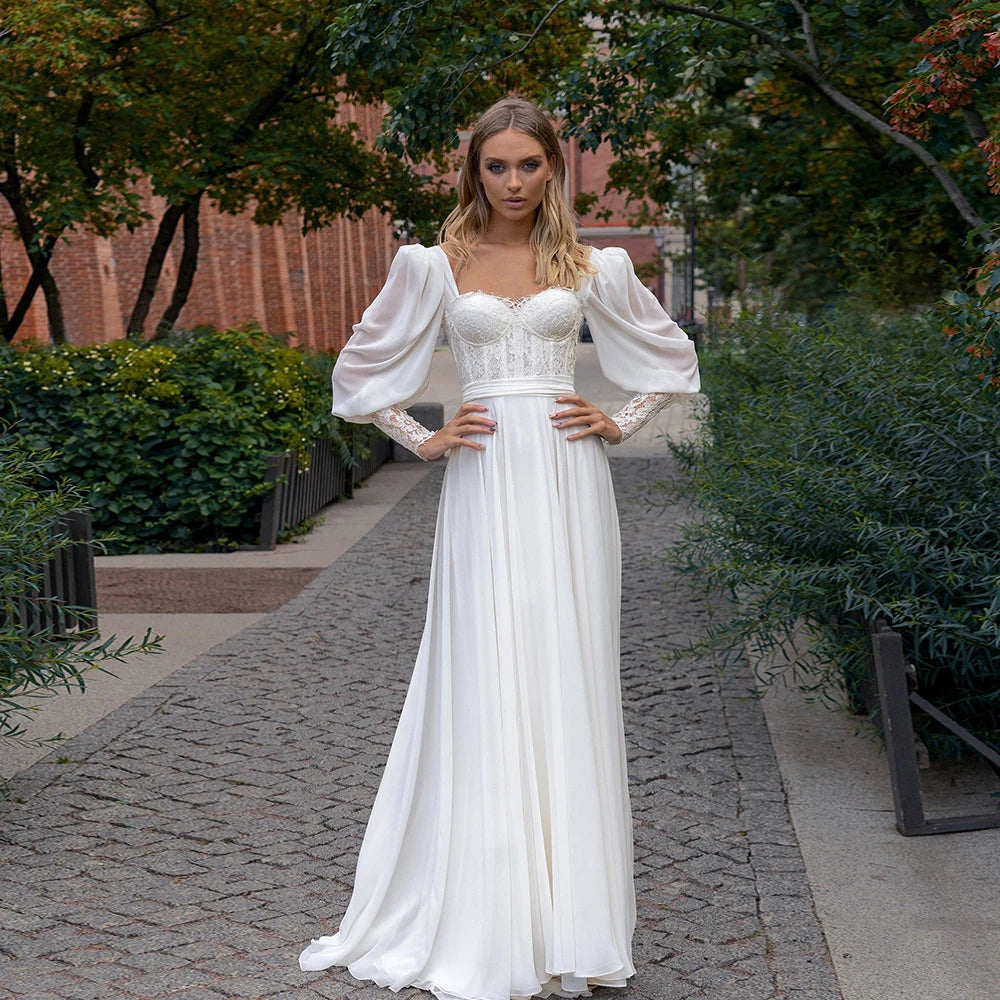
0, 326, 359, 553
671, 305, 1000, 760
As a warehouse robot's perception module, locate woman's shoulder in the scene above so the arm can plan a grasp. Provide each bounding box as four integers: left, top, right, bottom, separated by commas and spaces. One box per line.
585, 245, 633, 270
386, 243, 454, 284
392, 242, 449, 265
580, 245, 635, 295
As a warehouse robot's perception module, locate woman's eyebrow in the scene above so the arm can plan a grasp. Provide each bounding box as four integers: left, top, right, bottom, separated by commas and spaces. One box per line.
482, 155, 542, 163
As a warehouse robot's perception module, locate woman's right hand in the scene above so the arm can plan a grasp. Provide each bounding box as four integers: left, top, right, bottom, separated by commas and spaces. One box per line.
416, 403, 496, 460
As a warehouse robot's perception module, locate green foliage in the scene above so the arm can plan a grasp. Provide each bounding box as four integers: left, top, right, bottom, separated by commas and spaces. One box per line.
0, 436, 162, 745
0, 0, 456, 340
671, 304, 1000, 760
0, 326, 348, 552
556, 1, 991, 313
327, 0, 591, 163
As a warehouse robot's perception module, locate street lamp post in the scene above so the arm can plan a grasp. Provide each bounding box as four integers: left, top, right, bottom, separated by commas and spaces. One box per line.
651, 227, 666, 307
687, 151, 701, 330
688, 179, 696, 327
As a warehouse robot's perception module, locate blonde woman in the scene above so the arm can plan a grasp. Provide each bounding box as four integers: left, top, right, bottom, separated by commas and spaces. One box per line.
300, 97, 700, 1000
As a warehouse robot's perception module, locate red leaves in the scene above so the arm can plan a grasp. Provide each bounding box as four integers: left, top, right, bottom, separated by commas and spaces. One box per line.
984, 29, 1000, 62
979, 137, 1000, 194
913, 8, 992, 47
887, 3, 1000, 141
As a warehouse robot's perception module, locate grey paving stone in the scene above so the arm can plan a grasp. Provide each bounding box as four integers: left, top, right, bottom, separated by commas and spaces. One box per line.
0, 458, 841, 1000
106, 967, 219, 997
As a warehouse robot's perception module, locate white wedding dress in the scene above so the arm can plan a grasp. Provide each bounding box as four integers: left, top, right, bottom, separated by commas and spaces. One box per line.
299, 245, 699, 1000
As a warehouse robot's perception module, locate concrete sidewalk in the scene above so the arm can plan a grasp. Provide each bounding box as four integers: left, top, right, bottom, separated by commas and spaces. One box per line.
1, 344, 998, 1000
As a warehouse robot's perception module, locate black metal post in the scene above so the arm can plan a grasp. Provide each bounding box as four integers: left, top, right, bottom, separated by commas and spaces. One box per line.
688, 170, 697, 328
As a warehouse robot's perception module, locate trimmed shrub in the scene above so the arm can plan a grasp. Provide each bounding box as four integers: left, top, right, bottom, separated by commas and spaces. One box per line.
671, 305, 1000, 760
0, 325, 359, 552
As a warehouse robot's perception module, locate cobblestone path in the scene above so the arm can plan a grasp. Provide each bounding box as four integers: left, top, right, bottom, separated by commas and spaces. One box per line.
0, 458, 842, 1000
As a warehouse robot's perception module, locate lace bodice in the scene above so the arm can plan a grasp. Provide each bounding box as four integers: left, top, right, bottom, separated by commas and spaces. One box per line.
443, 288, 582, 390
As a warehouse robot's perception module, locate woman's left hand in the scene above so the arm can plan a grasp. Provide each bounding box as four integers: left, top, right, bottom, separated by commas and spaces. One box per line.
550, 394, 623, 445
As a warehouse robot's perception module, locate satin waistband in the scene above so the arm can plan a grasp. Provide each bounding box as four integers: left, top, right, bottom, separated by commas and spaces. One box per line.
461, 375, 574, 402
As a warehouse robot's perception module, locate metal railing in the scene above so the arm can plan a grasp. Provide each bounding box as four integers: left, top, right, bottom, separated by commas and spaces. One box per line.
869, 619, 1000, 836
350, 433, 394, 488
257, 435, 393, 550
9, 511, 97, 636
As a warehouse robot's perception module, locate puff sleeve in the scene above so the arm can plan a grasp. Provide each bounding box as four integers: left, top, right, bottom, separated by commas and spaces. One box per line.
581, 246, 700, 395
331, 244, 449, 422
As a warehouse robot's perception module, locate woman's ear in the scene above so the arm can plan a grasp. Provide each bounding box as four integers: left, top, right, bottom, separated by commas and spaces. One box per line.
547, 154, 556, 181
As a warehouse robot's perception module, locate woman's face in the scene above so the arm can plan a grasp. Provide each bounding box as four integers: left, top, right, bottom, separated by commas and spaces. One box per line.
477, 128, 555, 224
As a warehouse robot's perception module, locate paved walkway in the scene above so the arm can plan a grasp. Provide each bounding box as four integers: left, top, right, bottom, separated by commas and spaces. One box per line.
0, 456, 841, 1000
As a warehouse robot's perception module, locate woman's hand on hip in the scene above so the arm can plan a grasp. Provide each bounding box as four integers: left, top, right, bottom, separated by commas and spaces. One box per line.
416, 403, 496, 460
550, 394, 623, 445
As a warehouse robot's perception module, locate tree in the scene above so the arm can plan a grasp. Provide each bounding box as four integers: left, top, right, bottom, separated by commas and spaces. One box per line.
553, 1, 997, 311
0, 1, 150, 343
115, 1, 456, 338
0, 1, 459, 343
0, 0, 593, 344
323, 0, 590, 159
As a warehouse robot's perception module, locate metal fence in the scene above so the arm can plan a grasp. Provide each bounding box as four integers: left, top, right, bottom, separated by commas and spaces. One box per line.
350, 433, 394, 487
257, 434, 394, 549
8, 511, 98, 636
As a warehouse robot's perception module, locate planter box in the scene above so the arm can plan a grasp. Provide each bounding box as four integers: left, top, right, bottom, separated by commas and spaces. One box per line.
8, 511, 97, 636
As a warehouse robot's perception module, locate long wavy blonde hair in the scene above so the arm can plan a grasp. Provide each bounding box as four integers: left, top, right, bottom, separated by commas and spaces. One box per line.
438, 98, 595, 290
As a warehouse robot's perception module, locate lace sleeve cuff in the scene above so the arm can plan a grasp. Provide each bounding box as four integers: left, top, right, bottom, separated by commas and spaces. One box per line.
607, 392, 683, 444
372, 405, 435, 460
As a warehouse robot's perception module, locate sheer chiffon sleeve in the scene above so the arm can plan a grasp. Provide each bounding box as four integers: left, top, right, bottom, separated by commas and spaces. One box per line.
581, 246, 699, 446
581, 246, 700, 396
331, 244, 449, 422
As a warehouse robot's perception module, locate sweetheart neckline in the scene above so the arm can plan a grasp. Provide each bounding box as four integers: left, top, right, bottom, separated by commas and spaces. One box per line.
452, 286, 577, 308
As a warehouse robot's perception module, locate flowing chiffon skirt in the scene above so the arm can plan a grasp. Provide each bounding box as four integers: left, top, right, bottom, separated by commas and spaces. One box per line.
299, 393, 636, 1000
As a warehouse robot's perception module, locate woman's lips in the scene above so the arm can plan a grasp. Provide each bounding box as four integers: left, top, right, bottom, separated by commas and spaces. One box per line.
504, 198, 526, 207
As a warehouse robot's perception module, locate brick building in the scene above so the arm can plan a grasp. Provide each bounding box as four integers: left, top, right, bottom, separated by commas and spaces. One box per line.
3, 111, 690, 352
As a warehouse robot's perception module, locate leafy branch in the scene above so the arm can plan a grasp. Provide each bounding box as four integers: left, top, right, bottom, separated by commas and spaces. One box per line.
649, 1, 988, 231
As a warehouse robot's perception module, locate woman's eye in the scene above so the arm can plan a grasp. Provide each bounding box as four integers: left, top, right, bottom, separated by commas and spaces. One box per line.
523, 161, 541, 170
486, 163, 504, 173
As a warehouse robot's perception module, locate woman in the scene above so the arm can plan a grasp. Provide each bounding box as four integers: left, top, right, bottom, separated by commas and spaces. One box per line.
299, 97, 699, 1000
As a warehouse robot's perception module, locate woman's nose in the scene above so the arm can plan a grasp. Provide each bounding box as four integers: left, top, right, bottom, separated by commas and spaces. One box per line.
507, 170, 522, 190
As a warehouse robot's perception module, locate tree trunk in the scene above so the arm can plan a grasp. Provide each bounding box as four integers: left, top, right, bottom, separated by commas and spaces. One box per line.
40, 268, 67, 344
0, 236, 58, 343
155, 194, 202, 338
0, 163, 63, 342
961, 107, 991, 147
126, 202, 186, 335
0, 250, 8, 332
901, 1, 933, 31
